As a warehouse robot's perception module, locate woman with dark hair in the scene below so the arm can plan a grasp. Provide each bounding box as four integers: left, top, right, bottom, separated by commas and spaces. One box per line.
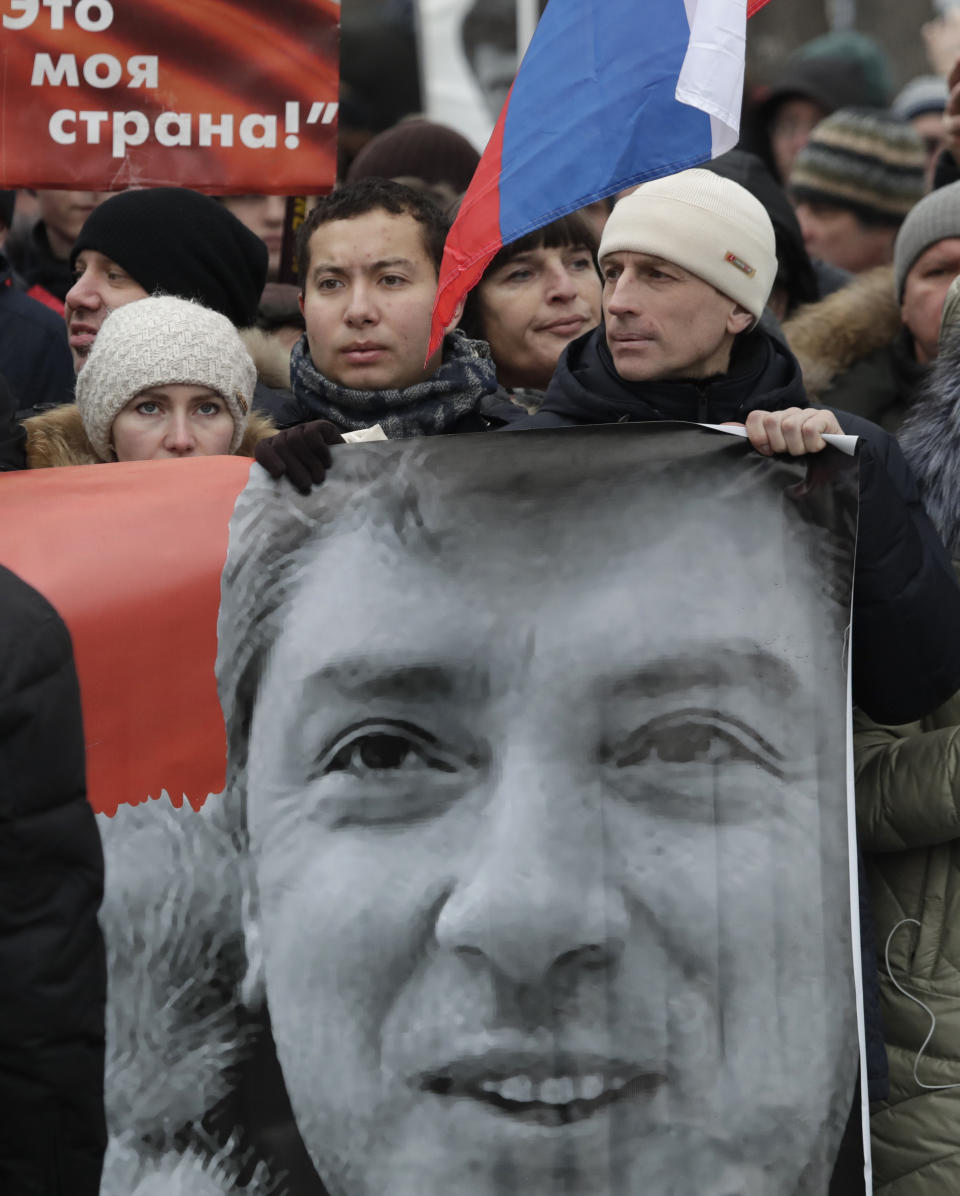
460, 211, 602, 400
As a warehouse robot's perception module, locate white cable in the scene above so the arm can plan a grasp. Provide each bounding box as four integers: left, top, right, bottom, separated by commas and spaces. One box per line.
884, 917, 960, 1090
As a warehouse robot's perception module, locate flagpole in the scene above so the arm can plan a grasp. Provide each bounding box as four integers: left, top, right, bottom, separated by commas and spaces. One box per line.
516, 0, 540, 60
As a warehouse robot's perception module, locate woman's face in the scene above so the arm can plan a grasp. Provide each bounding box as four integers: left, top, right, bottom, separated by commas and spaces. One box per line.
110, 384, 236, 462
477, 244, 602, 390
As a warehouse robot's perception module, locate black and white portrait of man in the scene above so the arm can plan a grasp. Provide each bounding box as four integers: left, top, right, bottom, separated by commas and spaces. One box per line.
209, 424, 865, 1196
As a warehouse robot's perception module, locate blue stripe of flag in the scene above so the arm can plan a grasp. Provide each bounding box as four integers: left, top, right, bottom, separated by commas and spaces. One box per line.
498, 0, 713, 244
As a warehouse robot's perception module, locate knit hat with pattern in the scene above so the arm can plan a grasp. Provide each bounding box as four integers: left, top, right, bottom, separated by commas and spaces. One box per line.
894, 180, 960, 300
75, 296, 256, 461
599, 168, 777, 324
789, 108, 926, 226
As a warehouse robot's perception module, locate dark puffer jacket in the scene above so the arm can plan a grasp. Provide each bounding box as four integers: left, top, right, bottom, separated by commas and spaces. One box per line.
0, 566, 106, 1195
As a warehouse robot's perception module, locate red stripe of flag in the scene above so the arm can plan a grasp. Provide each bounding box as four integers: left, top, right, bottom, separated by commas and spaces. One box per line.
428, 88, 511, 355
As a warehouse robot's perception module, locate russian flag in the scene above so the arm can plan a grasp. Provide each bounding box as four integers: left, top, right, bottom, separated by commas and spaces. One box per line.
429, 0, 773, 354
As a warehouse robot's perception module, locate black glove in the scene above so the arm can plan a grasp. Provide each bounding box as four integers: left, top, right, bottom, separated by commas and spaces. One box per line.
255, 420, 344, 495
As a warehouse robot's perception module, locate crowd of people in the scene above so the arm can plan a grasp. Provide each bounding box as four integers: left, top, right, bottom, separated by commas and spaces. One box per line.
7, 16, 960, 1196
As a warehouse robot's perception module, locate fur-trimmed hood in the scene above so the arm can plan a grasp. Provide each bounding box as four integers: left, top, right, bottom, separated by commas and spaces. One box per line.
899, 327, 960, 556
239, 327, 293, 392
23, 402, 275, 468
783, 266, 902, 400
97, 793, 283, 1196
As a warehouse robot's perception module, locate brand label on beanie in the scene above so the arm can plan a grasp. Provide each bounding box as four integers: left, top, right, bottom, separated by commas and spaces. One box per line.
724, 252, 756, 278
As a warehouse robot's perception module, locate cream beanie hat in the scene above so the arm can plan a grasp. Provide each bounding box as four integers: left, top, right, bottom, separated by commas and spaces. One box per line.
75, 295, 257, 461
599, 168, 777, 324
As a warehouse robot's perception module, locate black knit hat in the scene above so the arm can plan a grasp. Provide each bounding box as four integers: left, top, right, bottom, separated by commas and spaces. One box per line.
70, 187, 267, 327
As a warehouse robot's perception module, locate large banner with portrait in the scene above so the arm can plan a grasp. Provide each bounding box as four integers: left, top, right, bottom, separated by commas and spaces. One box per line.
0, 0, 339, 191
0, 424, 868, 1194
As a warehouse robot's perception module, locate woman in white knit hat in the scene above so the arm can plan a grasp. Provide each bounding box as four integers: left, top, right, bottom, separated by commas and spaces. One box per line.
24, 295, 275, 466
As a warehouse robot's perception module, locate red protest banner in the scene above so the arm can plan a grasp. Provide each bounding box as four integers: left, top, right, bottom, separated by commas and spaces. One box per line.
0, 0, 339, 193
0, 457, 251, 815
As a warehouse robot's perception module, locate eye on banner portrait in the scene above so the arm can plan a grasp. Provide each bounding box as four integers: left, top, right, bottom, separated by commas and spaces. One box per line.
0, 425, 867, 1194
0, 0, 339, 191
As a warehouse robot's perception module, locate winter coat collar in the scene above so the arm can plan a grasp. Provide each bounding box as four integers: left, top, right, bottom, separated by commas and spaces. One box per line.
238, 327, 293, 392
783, 265, 903, 400
23, 402, 275, 468
528, 324, 806, 427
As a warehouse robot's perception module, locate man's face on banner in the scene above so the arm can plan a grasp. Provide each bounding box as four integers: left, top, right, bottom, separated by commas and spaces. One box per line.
245, 458, 856, 1196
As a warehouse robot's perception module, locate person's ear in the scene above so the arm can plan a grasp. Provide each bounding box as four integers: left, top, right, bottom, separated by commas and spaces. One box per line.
728, 304, 754, 335
444, 296, 466, 334
298, 290, 305, 319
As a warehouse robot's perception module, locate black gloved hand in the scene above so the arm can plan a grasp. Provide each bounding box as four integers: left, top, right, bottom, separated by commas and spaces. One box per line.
254, 420, 344, 495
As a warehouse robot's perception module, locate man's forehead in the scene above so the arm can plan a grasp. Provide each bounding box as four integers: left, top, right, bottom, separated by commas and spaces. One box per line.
307, 208, 432, 267
601, 248, 689, 276
74, 248, 126, 272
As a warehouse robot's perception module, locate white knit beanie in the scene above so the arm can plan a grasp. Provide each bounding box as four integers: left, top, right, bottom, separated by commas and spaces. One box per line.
598, 168, 778, 324
75, 296, 257, 461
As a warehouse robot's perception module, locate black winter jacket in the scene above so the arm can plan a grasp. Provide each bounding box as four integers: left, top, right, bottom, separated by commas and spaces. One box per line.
0, 374, 27, 471
0, 567, 106, 1195
0, 252, 74, 418
512, 326, 960, 727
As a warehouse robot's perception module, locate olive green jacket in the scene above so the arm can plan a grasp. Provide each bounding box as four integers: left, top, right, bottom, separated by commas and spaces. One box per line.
855, 685, 960, 1193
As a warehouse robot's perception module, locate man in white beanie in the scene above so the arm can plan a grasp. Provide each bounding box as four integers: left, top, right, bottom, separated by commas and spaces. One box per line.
517, 168, 840, 452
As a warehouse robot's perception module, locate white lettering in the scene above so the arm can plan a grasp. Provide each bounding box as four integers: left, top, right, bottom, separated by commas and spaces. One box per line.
42, 0, 71, 29
112, 109, 148, 157
83, 53, 121, 88
198, 112, 234, 147
155, 111, 191, 146
74, 0, 111, 30
78, 109, 108, 142
3, 0, 38, 27
126, 55, 157, 88
239, 113, 276, 149
49, 108, 76, 144
31, 52, 79, 86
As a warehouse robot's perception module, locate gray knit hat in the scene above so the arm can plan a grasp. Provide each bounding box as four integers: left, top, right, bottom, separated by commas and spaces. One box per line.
894, 180, 960, 301
75, 296, 257, 461
789, 108, 926, 226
